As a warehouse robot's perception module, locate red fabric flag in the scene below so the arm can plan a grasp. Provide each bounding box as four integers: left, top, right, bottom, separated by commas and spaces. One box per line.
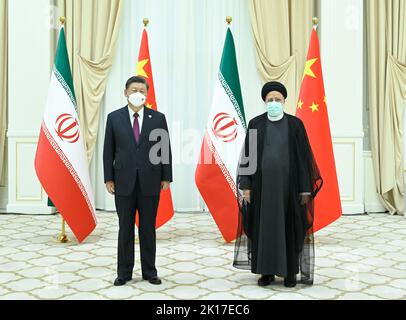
296, 27, 342, 232
195, 29, 246, 243
35, 27, 96, 243
136, 28, 174, 229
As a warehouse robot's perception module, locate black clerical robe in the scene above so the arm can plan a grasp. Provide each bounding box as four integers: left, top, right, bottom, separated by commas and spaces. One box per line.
233, 113, 323, 284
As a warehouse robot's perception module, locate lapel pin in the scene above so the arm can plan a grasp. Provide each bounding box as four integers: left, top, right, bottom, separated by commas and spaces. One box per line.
149, 115, 152, 119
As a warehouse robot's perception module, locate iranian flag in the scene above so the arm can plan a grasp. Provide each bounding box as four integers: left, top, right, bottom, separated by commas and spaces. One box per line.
195, 28, 247, 243
34, 26, 96, 243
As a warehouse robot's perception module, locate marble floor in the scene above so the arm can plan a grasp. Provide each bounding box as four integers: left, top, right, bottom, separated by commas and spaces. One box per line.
0, 211, 405, 300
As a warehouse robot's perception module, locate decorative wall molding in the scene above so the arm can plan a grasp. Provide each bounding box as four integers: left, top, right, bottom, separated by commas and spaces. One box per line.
363, 151, 387, 213
332, 136, 364, 214
7, 130, 40, 138
333, 141, 356, 202
6, 136, 55, 215
5, 0, 53, 215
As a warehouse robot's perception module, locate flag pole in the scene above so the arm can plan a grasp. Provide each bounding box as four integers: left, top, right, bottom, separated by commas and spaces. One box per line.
312, 17, 319, 30
312, 16, 319, 242
54, 16, 71, 245
226, 16, 232, 25
57, 217, 71, 243
60, 16, 66, 26
134, 17, 150, 246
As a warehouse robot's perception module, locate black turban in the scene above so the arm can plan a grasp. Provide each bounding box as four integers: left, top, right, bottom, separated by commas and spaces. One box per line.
261, 81, 288, 101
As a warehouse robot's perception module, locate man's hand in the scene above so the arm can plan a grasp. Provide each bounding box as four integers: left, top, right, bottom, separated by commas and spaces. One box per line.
243, 190, 251, 204
161, 181, 171, 191
106, 181, 115, 195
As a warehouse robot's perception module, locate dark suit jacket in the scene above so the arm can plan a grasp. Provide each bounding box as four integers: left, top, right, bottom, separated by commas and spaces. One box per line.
103, 106, 173, 197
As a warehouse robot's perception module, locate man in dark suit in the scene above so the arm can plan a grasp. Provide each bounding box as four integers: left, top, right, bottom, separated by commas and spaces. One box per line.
103, 76, 173, 286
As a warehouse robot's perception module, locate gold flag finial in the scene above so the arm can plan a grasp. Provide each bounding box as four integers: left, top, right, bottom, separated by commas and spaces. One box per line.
226, 16, 233, 25
143, 18, 150, 27
60, 16, 66, 25
312, 17, 319, 27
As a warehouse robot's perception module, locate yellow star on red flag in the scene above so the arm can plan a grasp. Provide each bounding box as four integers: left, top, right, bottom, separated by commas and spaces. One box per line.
303, 58, 318, 79
136, 59, 149, 78
296, 28, 342, 234
309, 102, 319, 113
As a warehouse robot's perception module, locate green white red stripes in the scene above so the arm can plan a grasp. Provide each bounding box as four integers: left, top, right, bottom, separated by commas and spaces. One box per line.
35, 27, 96, 243
196, 28, 246, 243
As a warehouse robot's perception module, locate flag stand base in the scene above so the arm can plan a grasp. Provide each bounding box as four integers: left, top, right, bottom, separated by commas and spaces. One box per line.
55, 217, 71, 244
56, 233, 71, 244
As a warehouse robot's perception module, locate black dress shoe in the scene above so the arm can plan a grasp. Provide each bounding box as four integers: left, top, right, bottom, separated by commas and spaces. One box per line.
114, 277, 132, 286
284, 276, 297, 288
146, 277, 162, 285
258, 275, 275, 287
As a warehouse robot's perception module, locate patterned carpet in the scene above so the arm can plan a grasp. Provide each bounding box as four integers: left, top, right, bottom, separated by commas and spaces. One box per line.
0, 211, 405, 300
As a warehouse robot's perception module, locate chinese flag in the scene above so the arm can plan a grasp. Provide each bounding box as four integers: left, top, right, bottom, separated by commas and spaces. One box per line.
296, 27, 342, 232
135, 28, 175, 229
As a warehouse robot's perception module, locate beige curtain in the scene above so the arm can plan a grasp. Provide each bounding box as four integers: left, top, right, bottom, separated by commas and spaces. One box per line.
54, 0, 123, 160
366, 0, 406, 215
0, 0, 8, 186
248, 0, 316, 114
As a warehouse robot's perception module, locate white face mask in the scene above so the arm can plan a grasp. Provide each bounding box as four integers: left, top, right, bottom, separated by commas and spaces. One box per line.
128, 92, 146, 107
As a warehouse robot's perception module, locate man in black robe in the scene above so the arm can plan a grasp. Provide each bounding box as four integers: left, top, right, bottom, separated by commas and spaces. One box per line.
233, 81, 323, 288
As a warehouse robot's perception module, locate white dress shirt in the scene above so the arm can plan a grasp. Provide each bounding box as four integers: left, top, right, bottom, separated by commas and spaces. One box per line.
128, 106, 145, 133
